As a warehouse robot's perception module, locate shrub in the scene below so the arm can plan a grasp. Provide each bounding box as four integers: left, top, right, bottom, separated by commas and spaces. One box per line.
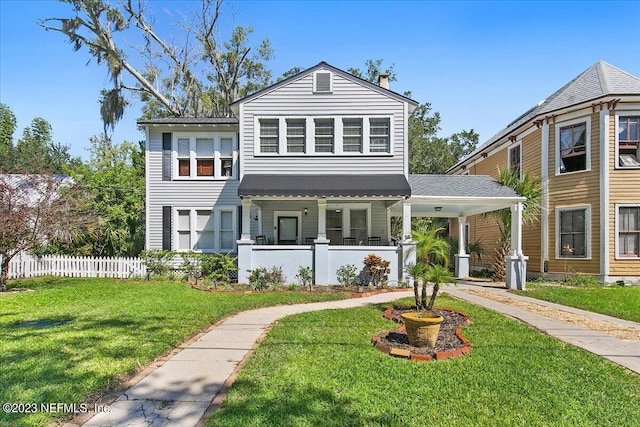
248, 268, 267, 291
336, 264, 357, 288
140, 249, 173, 278
362, 253, 390, 287
295, 266, 313, 291
564, 273, 603, 288
179, 252, 203, 285
248, 266, 286, 290
201, 252, 238, 288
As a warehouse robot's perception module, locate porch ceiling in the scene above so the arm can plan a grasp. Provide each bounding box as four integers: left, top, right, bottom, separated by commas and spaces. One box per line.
238, 174, 411, 198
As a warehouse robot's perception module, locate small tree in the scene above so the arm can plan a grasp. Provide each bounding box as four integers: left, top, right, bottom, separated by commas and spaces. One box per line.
0, 174, 93, 291
362, 254, 391, 287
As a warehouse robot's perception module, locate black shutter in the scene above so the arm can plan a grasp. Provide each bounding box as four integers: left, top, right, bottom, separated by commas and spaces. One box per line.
162, 206, 172, 250
237, 207, 243, 239
162, 133, 172, 181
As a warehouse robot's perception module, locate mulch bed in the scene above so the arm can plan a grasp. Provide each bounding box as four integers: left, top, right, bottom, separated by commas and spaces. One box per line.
372, 306, 472, 361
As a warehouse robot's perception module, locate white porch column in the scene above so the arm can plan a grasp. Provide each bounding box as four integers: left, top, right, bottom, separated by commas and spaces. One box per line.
400, 200, 415, 284
317, 199, 328, 241
506, 201, 528, 290
455, 216, 470, 279
241, 198, 252, 241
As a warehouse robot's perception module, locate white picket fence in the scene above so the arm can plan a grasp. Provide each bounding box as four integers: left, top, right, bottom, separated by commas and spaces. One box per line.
4, 253, 147, 280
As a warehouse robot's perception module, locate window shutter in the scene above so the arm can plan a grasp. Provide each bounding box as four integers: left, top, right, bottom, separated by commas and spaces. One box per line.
162, 133, 172, 181
162, 206, 172, 250
237, 207, 243, 239
315, 72, 331, 93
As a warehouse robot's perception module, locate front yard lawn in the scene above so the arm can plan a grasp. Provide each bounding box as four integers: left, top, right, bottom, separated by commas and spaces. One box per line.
206, 294, 640, 427
0, 277, 349, 427
513, 284, 640, 322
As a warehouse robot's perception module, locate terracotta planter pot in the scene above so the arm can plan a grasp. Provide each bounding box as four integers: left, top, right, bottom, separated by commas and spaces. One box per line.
401, 311, 444, 349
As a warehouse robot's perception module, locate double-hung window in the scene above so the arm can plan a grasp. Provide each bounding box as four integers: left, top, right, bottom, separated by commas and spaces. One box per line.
177, 138, 191, 177
558, 207, 589, 258
617, 206, 639, 258
195, 210, 215, 250
617, 115, 640, 168
369, 118, 390, 153
177, 210, 192, 250
175, 207, 235, 252
508, 143, 522, 178
286, 119, 306, 153
343, 118, 363, 153
220, 138, 233, 177
260, 119, 279, 153
219, 210, 234, 251
558, 121, 588, 174
174, 134, 236, 179
195, 138, 214, 177
315, 118, 334, 153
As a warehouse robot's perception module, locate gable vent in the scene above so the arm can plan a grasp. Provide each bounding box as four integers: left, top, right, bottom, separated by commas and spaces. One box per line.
314, 72, 332, 93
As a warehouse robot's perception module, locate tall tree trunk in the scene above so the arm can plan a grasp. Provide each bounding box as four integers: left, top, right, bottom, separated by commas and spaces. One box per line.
1, 255, 10, 292
492, 238, 510, 282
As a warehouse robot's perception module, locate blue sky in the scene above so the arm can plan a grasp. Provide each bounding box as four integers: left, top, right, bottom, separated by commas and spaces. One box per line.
1, 0, 639, 160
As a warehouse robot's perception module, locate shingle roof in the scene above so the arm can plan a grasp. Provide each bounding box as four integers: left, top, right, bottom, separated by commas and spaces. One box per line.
449, 61, 640, 172
408, 174, 521, 198
137, 117, 238, 125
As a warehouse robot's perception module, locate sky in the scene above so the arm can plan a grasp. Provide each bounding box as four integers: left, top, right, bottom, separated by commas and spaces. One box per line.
1, 0, 639, 160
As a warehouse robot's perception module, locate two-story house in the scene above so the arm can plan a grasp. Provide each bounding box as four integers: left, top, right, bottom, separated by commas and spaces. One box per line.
447, 61, 640, 284
142, 62, 526, 287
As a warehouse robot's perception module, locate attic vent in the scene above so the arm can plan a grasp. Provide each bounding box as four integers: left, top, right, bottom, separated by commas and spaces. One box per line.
314, 72, 332, 93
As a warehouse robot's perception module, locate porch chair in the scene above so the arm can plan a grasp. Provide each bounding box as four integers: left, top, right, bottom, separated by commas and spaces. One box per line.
367, 236, 381, 246
255, 235, 266, 245
343, 237, 356, 246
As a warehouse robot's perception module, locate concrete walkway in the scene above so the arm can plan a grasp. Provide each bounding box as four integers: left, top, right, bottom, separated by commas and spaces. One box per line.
80, 285, 640, 427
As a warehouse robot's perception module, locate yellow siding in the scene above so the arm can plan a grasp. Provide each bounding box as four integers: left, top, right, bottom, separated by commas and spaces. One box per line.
521, 129, 543, 271
608, 109, 640, 276
547, 112, 601, 275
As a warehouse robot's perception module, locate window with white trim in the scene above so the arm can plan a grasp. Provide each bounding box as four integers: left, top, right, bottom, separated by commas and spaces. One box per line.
326, 204, 371, 245
557, 119, 589, 174
617, 115, 640, 168
259, 119, 279, 153
286, 119, 306, 153
219, 210, 234, 251
350, 209, 367, 245
508, 143, 522, 178
369, 118, 390, 153
343, 118, 363, 153
177, 210, 192, 250
195, 210, 215, 250
617, 206, 639, 258
174, 207, 236, 252
557, 207, 589, 258
326, 208, 342, 244
173, 134, 236, 179
314, 118, 334, 153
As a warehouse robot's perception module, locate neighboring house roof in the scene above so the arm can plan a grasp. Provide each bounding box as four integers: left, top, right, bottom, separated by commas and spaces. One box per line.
137, 117, 238, 125
408, 174, 521, 199
238, 174, 411, 198
448, 61, 640, 172
0, 174, 72, 206
229, 61, 419, 109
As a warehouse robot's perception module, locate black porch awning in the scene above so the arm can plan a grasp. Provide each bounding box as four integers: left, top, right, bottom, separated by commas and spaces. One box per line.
238, 174, 411, 198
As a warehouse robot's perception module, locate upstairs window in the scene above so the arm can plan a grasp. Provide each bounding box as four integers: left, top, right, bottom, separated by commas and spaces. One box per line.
260, 119, 279, 153
558, 122, 587, 173
343, 118, 363, 153
220, 138, 234, 177
617, 115, 640, 168
314, 118, 334, 153
617, 206, 639, 258
177, 138, 191, 177
286, 119, 306, 153
508, 143, 522, 178
173, 134, 236, 179
195, 138, 214, 177
369, 118, 390, 153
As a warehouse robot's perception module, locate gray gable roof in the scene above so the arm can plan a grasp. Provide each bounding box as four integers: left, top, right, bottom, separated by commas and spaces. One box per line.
409, 174, 521, 198
230, 61, 419, 108
449, 61, 640, 172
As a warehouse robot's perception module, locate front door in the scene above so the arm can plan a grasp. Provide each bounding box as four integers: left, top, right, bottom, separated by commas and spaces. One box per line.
278, 216, 298, 244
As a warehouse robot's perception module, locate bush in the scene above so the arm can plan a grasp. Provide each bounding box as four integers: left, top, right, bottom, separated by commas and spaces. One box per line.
140, 250, 173, 278
201, 252, 238, 288
362, 254, 390, 286
336, 264, 357, 288
295, 266, 313, 291
564, 273, 603, 288
248, 266, 286, 290
179, 252, 203, 285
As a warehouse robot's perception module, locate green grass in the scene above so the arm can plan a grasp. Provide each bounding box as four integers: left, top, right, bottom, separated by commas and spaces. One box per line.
206, 294, 640, 427
513, 284, 640, 322
0, 277, 349, 427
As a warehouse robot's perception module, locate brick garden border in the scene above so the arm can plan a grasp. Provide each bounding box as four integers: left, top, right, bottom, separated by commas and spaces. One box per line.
371, 306, 472, 361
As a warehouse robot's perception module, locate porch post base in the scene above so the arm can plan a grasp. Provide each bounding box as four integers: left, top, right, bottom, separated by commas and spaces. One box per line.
455, 254, 470, 279
314, 239, 330, 285
505, 255, 528, 290
400, 240, 416, 284
237, 240, 254, 284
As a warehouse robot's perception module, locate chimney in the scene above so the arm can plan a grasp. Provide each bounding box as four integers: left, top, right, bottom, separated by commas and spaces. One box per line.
378, 73, 390, 89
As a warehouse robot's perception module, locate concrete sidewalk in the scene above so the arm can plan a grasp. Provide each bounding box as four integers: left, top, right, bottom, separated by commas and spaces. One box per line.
448, 283, 640, 375
79, 285, 640, 427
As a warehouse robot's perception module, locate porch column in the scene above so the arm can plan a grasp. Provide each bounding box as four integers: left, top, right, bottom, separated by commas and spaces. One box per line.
314, 198, 330, 284
237, 198, 254, 284
317, 199, 328, 241
506, 201, 528, 290
400, 201, 415, 284
455, 216, 470, 279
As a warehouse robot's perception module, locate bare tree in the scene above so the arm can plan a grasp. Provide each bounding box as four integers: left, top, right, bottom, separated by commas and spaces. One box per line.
0, 174, 94, 291
39, 0, 273, 130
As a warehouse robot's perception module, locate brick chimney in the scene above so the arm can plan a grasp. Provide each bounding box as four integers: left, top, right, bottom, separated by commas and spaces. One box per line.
378, 73, 390, 89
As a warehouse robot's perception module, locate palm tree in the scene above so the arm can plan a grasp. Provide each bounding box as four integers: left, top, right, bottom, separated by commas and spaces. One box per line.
487, 167, 543, 281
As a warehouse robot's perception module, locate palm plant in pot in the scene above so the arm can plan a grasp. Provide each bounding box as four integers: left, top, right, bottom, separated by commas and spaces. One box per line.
403, 224, 455, 349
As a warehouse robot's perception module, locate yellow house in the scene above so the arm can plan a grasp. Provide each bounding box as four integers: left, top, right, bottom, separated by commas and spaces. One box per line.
448, 61, 640, 284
